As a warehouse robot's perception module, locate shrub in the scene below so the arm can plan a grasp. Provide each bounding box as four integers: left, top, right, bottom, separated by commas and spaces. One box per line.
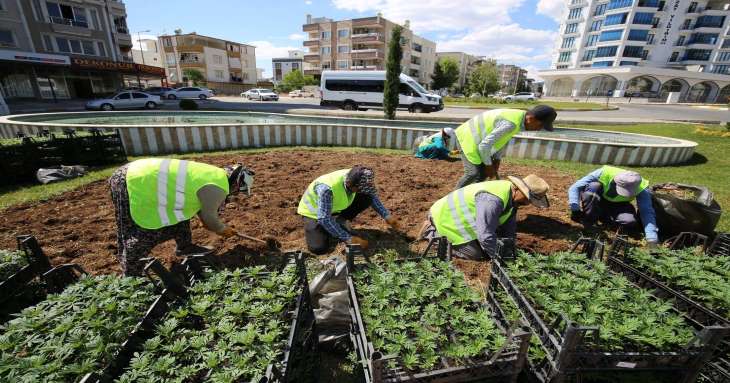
179, 99, 198, 110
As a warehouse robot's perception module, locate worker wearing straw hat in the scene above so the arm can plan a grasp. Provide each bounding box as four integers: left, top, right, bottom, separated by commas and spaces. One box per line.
422, 174, 550, 260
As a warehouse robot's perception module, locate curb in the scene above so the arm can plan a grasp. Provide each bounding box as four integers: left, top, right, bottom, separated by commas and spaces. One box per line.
445, 104, 620, 112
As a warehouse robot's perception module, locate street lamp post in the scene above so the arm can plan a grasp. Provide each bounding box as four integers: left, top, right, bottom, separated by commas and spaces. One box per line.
136, 29, 151, 65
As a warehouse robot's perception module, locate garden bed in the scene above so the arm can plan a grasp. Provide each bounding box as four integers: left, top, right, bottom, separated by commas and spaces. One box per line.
115, 251, 317, 383
490, 251, 728, 383
346, 247, 531, 383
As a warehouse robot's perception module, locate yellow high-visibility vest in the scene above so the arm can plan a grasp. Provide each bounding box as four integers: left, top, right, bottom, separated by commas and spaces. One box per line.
455, 109, 525, 165
297, 169, 356, 219
598, 165, 649, 203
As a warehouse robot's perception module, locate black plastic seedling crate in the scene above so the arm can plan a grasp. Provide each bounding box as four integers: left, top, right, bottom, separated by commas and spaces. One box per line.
605, 237, 730, 383
0, 235, 54, 320
158, 250, 318, 383
490, 254, 729, 383
345, 245, 532, 383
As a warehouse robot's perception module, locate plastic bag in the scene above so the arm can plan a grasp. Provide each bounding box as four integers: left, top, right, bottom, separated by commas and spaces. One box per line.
36, 165, 87, 184
650, 183, 722, 239
308, 257, 351, 346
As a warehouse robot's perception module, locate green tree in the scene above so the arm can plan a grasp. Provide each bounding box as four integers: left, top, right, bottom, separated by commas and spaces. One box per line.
467, 63, 499, 96
182, 69, 205, 86
431, 57, 460, 90
278, 69, 306, 92
383, 25, 404, 120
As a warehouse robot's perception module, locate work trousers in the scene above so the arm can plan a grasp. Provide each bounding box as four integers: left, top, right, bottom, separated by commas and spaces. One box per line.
581, 182, 639, 231
456, 151, 487, 189
303, 193, 372, 255
109, 164, 193, 276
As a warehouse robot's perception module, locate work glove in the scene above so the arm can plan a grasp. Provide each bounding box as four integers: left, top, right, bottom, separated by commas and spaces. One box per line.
219, 226, 237, 239
385, 216, 400, 231
349, 236, 369, 250
570, 210, 584, 224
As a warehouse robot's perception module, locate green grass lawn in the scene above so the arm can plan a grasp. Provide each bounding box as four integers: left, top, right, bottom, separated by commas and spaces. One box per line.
444, 97, 613, 111
512, 122, 730, 232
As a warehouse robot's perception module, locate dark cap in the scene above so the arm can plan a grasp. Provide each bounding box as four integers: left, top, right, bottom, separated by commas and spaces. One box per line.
529, 105, 557, 131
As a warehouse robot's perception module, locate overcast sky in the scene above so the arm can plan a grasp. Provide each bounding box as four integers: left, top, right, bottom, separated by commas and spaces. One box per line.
125, 0, 566, 79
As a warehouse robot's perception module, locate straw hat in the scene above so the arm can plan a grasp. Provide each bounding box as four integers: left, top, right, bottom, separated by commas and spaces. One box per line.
507, 174, 550, 208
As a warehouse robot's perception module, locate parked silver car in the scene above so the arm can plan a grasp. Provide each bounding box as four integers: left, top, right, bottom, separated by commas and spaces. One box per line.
241, 88, 279, 101
502, 92, 537, 102
163, 87, 215, 100
85, 91, 161, 111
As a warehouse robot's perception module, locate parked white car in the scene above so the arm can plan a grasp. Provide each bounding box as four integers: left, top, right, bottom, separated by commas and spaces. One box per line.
85, 91, 161, 111
241, 89, 279, 101
163, 87, 214, 100
288, 89, 315, 98
502, 92, 537, 102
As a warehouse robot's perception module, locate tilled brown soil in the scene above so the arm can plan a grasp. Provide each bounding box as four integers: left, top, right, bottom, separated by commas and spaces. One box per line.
0, 150, 583, 275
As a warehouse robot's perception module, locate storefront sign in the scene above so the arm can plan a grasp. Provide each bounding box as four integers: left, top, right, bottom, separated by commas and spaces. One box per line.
0, 50, 70, 65
660, 0, 681, 45
71, 58, 166, 77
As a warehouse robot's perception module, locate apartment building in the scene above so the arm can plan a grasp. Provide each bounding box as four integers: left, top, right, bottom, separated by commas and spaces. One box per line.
132, 38, 162, 68
0, 0, 164, 100
498, 64, 528, 93
435, 52, 483, 89
540, 0, 730, 103
301, 14, 437, 87
272, 50, 304, 82
159, 32, 257, 94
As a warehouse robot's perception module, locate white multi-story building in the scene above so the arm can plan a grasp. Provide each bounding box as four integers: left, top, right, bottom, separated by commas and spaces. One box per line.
540, 0, 730, 103
272, 50, 304, 82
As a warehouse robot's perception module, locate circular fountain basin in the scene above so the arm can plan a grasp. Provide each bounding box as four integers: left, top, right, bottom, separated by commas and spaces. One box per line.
0, 111, 697, 166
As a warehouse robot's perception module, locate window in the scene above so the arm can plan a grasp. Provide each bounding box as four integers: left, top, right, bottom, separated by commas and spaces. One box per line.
637, 0, 659, 6
53, 36, 99, 55
582, 50, 596, 61
324, 79, 385, 92
600, 29, 623, 41
717, 52, 730, 62
82, 40, 95, 55
723, 39, 730, 48
604, 13, 628, 25
623, 46, 644, 57
675, 36, 685, 46
595, 45, 618, 57
337, 60, 348, 69
132, 93, 148, 99
619, 61, 638, 66
0, 1, 4, 11
712, 65, 729, 74
590, 20, 603, 31
55, 37, 70, 52
162, 37, 173, 47
0, 30, 14, 47
647, 33, 655, 44
213, 54, 223, 65
627, 29, 649, 41
561, 37, 575, 48
585, 34, 600, 46
337, 45, 349, 53
43, 35, 53, 50
46, 2, 88, 28
558, 51, 572, 62
687, 1, 698, 12
214, 70, 224, 79
556, 65, 569, 69
322, 61, 331, 70
592, 61, 613, 67
694, 15, 726, 28
681, 19, 692, 30
632, 12, 654, 25
565, 23, 579, 33
594, 3, 607, 15
669, 52, 679, 61
568, 8, 582, 19
683, 49, 712, 61
115, 93, 131, 100
89, 9, 99, 30
320, 46, 331, 55
688, 33, 719, 45
321, 31, 331, 40
337, 29, 349, 38
166, 53, 176, 65
607, 0, 633, 10
69, 39, 82, 53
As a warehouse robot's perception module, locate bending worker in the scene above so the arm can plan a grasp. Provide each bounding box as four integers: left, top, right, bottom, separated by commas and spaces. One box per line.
454, 105, 557, 188
109, 158, 254, 276
297, 166, 399, 254
422, 174, 550, 260
568, 165, 658, 247
414, 127, 456, 160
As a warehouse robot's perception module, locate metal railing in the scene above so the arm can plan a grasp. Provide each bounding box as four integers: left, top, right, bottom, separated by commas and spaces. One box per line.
49, 16, 88, 28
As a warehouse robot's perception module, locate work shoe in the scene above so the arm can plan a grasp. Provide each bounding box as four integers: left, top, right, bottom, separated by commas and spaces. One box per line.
175, 244, 214, 257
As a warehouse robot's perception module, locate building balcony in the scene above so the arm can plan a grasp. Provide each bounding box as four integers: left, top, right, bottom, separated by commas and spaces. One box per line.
352, 16, 385, 28
178, 44, 205, 53
351, 49, 384, 59
351, 33, 385, 44
180, 60, 205, 67
303, 39, 320, 47
686, 41, 719, 49
50, 18, 93, 36
568, 0, 587, 7
693, 25, 724, 32
303, 53, 320, 62
116, 32, 132, 47
351, 65, 380, 70
303, 23, 319, 32
227, 50, 240, 58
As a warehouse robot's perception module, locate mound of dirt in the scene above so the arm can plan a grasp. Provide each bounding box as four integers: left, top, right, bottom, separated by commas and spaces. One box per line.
0, 150, 583, 275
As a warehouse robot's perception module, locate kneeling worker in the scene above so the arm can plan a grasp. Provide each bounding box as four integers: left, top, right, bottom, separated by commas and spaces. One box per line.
109, 158, 254, 276
424, 174, 550, 260
568, 165, 658, 247
414, 128, 457, 160
297, 166, 399, 254
455, 106, 556, 188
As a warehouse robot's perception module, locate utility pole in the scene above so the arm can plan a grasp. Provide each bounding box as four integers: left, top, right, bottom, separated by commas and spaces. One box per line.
136, 30, 151, 65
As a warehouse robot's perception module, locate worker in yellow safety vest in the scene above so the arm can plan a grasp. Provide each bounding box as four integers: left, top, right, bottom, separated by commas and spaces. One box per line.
297, 166, 399, 254
109, 158, 255, 276
421, 174, 550, 260
454, 105, 557, 189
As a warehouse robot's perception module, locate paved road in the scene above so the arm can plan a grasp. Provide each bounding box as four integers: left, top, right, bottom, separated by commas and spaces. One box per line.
8, 96, 728, 124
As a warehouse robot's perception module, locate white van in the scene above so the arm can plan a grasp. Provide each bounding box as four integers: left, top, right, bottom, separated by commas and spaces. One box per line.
320, 70, 443, 113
